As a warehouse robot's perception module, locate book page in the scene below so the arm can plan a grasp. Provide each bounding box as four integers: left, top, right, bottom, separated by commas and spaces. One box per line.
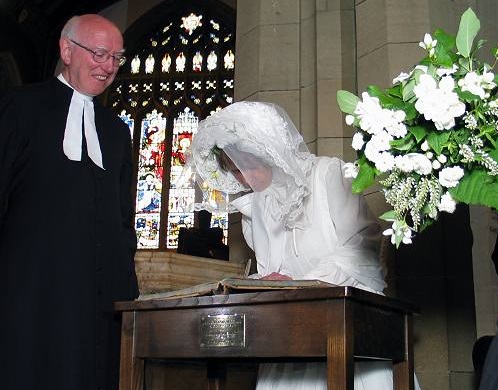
138, 277, 335, 300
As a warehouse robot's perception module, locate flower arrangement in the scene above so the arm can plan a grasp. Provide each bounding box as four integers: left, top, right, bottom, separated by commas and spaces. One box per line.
337, 8, 498, 247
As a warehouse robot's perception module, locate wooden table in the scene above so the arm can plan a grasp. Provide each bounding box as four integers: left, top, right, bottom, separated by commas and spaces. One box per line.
114, 286, 418, 390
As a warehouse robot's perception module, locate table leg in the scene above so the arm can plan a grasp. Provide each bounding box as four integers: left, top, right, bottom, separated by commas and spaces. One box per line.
393, 314, 414, 390
327, 302, 354, 390
119, 311, 144, 390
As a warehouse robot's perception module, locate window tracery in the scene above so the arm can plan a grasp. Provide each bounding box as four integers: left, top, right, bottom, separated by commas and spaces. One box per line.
106, 2, 235, 250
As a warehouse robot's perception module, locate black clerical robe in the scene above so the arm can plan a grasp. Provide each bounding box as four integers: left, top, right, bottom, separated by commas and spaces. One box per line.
0, 78, 139, 390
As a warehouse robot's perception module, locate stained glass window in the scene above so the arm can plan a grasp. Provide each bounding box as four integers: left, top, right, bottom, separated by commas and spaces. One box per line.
106, 1, 235, 251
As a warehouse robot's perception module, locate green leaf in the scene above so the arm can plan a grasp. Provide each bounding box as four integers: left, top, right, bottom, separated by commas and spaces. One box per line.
434, 28, 456, 51
367, 85, 409, 112
456, 88, 481, 102
390, 135, 416, 151
475, 39, 487, 51
434, 44, 454, 68
489, 146, 498, 162
458, 57, 472, 72
351, 158, 376, 193
402, 79, 416, 101
456, 8, 481, 58
403, 103, 418, 121
450, 169, 498, 210
380, 210, 397, 222
387, 84, 403, 99
426, 64, 438, 78
427, 131, 450, 155
337, 90, 359, 114
366, 85, 385, 99
409, 126, 427, 143
418, 219, 434, 232
367, 85, 396, 104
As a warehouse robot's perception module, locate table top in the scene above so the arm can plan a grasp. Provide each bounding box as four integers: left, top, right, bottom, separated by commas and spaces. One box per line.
114, 286, 418, 314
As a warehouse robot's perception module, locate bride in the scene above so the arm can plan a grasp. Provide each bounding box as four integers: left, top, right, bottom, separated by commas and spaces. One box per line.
187, 101, 421, 390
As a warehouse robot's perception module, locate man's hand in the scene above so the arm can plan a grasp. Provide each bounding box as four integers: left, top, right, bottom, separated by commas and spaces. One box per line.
260, 272, 292, 281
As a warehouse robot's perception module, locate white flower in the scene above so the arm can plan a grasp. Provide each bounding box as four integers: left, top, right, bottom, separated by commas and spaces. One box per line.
345, 115, 355, 125
394, 155, 415, 172
419, 33, 437, 56
375, 152, 395, 173
414, 74, 466, 130
414, 65, 429, 73
432, 160, 442, 170
383, 220, 413, 245
364, 143, 381, 164
386, 122, 408, 138
425, 151, 433, 159
355, 92, 386, 135
436, 64, 458, 77
489, 98, 498, 108
354, 92, 408, 139
439, 166, 464, 188
438, 192, 457, 213
395, 153, 432, 175
364, 132, 393, 164
407, 153, 433, 175
384, 110, 407, 138
351, 132, 365, 150
413, 73, 437, 98
437, 154, 447, 163
393, 72, 411, 84
421, 140, 430, 151
343, 162, 359, 179
481, 71, 496, 90
458, 71, 497, 99
371, 131, 392, 151
459, 71, 486, 98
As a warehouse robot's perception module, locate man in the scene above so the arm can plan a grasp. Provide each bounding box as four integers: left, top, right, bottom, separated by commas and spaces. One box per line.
0, 14, 139, 390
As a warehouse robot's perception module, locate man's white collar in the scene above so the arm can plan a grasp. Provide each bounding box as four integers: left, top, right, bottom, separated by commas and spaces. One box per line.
57, 74, 104, 169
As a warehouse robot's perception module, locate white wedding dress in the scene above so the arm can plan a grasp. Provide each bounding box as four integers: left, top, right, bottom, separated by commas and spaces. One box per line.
188, 101, 421, 390
232, 157, 421, 390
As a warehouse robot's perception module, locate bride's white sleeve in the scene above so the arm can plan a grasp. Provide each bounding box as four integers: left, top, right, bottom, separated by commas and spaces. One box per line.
303, 158, 386, 292
325, 159, 380, 251
240, 215, 254, 250
230, 193, 254, 250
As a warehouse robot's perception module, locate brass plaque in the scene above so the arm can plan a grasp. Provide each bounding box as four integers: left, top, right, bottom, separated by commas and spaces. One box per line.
200, 313, 245, 348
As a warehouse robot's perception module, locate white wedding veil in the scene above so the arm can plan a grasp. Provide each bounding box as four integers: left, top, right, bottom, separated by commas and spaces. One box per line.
185, 101, 315, 228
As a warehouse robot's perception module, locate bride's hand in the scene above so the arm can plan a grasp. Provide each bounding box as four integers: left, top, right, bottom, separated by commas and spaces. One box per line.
260, 272, 292, 281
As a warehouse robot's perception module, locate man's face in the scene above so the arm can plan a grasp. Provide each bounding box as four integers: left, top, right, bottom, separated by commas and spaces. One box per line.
60, 21, 124, 96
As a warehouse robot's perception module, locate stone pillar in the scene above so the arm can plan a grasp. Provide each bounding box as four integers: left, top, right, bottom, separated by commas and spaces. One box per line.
316, 0, 355, 160
234, 0, 301, 126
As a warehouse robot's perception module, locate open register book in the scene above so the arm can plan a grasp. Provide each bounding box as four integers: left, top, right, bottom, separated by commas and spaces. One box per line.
138, 277, 336, 301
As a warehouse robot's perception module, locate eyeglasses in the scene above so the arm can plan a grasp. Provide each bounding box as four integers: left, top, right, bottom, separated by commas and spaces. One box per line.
69, 39, 127, 67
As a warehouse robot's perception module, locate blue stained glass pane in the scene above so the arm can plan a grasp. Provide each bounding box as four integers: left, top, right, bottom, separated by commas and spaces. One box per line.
135, 111, 166, 215
136, 213, 160, 248
119, 110, 135, 140
166, 108, 199, 247
211, 212, 229, 244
